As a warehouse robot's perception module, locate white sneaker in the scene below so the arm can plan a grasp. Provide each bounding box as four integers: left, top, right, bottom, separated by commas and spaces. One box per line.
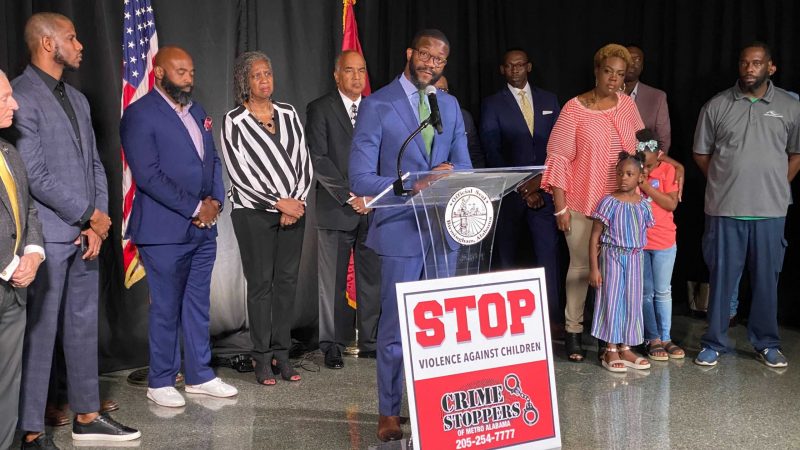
185, 377, 238, 398
147, 386, 186, 407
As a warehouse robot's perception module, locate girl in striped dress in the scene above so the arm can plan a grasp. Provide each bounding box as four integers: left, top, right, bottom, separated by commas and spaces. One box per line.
588, 152, 654, 372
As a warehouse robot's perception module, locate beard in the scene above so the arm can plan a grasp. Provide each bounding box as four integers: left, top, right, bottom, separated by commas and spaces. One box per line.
739, 72, 769, 93
162, 74, 193, 106
409, 58, 442, 89
54, 46, 79, 72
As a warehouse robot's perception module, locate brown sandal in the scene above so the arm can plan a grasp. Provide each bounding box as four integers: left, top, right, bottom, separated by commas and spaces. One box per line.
663, 341, 685, 359
647, 341, 669, 361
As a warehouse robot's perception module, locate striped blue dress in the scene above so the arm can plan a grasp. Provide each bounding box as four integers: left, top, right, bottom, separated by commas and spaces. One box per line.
590, 195, 655, 345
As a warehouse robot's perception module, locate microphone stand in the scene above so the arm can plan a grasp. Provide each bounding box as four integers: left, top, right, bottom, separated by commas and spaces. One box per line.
393, 116, 433, 196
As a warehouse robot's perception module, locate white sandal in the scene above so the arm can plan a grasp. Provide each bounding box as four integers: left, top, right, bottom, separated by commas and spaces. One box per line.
619, 345, 651, 370
601, 347, 627, 373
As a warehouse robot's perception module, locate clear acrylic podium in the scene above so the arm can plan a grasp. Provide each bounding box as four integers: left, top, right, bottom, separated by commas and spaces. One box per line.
368, 166, 545, 280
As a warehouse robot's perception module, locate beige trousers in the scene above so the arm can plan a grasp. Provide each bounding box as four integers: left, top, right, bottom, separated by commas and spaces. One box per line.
564, 211, 594, 333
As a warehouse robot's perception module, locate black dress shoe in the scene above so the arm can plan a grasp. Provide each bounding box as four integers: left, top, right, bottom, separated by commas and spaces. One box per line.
72, 413, 141, 442
324, 349, 344, 369
21, 434, 59, 450
358, 350, 377, 359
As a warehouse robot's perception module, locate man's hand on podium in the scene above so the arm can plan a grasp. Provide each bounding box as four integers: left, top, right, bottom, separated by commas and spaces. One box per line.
412, 162, 454, 194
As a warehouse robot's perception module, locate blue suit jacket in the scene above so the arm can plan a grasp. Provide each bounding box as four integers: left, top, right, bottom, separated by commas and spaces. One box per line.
10, 66, 108, 242
480, 86, 560, 168
349, 77, 471, 257
120, 89, 224, 245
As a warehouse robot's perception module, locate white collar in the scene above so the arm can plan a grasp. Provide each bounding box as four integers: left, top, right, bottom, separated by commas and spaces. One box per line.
507, 82, 532, 99
338, 90, 361, 111
630, 81, 640, 98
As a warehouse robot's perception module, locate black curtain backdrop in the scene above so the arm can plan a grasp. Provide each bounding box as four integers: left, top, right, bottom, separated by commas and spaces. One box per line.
1, 0, 798, 371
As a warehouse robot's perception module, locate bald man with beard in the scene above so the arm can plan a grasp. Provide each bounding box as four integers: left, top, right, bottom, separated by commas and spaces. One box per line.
121, 46, 237, 408
11, 12, 139, 447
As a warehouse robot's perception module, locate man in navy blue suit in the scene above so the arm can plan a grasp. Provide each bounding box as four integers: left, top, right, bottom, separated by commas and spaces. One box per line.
480, 49, 563, 327
349, 29, 471, 441
121, 47, 237, 409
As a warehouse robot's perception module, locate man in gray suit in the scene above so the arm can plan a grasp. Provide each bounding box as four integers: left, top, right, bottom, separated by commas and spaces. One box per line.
307, 50, 380, 369
625, 45, 672, 153
0, 69, 45, 450
11, 13, 138, 446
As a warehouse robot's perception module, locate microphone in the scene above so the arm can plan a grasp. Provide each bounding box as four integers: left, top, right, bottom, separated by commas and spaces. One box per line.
425, 85, 443, 134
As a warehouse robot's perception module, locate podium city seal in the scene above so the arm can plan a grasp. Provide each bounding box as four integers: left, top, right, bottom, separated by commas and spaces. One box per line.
444, 187, 494, 245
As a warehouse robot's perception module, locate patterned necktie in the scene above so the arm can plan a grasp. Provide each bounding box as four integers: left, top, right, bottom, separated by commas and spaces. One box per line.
350, 103, 358, 127
519, 90, 534, 135
418, 90, 433, 156
0, 149, 21, 253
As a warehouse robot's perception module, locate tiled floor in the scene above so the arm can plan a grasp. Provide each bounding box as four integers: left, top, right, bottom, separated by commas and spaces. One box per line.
13, 316, 800, 449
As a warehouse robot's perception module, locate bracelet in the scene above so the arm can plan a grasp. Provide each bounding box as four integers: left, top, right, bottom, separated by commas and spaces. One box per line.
554, 207, 568, 216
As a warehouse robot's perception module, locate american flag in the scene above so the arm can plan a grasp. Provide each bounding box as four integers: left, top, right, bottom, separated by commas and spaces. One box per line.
120, 0, 158, 288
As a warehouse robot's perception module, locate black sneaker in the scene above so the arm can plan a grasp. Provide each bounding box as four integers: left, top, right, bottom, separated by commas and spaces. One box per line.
72, 413, 141, 441
21, 434, 59, 450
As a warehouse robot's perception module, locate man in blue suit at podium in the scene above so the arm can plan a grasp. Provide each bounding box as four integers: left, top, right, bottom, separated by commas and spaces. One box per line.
349, 29, 471, 442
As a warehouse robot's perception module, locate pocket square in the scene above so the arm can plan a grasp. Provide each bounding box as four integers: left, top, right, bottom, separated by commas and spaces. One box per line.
542, 110, 553, 115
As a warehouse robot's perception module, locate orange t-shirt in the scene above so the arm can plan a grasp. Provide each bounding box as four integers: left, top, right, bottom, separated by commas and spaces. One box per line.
643, 162, 678, 250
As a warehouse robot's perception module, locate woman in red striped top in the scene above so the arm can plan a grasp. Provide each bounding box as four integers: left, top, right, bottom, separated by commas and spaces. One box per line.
542, 44, 683, 363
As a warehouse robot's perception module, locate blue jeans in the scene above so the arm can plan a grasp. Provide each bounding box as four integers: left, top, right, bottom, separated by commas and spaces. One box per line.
642, 245, 677, 342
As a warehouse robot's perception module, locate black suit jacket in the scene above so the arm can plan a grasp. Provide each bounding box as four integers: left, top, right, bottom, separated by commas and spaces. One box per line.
307, 91, 361, 231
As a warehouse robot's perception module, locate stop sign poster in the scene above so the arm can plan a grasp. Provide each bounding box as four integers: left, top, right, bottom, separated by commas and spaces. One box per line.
396, 269, 560, 450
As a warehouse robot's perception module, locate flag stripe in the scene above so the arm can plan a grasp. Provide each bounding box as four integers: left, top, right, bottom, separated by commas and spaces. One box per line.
121, 0, 158, 288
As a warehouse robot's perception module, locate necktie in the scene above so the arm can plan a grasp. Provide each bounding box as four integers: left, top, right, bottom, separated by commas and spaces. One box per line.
350, 103, 358, 127
0, 149, 21, 254
519, 90, 534, 136
418, 90, 433, 156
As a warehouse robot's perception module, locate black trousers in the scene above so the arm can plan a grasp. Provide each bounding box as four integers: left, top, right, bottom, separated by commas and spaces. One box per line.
231, 208, 304, 365
317, 217, 381, 354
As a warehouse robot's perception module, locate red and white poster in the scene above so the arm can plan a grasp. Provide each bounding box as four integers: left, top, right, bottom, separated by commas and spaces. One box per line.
396, 269, 560, 449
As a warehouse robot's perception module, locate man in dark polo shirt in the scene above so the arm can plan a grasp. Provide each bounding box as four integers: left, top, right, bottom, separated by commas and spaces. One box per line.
693, 42, 800, 368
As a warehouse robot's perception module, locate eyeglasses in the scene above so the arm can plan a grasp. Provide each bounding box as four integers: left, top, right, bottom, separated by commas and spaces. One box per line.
413, 49, 447, 67
503, 62, 529, 70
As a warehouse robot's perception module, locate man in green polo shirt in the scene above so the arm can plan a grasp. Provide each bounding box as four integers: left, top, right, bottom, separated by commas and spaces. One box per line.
692, 42, 800, 368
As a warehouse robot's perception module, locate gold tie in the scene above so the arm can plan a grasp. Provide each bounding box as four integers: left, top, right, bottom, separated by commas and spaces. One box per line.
0, 151, 21, 254
519, 90, 534, 136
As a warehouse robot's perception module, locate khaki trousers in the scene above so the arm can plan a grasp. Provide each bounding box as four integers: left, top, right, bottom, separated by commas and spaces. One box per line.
564, 211, 593, 333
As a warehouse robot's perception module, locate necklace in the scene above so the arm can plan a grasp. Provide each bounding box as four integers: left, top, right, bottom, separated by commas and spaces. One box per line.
246, 101, 276, 133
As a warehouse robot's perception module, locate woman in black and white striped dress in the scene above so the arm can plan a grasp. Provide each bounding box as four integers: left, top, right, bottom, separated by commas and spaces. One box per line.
220, 51, 313, 385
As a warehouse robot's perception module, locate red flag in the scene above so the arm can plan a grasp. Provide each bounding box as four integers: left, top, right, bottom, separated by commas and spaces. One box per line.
120, 0, 159, 288
342, 0, 371, 96
342, 0, 369, 308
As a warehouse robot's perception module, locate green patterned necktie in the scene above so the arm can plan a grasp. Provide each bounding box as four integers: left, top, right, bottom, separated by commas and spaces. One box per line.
418, 90, 433, 157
